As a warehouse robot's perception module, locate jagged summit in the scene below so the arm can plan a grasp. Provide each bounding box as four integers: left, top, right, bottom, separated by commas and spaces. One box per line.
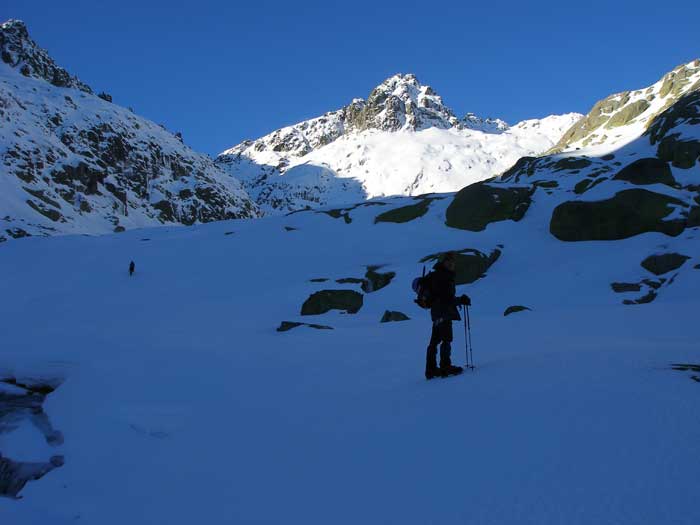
348, 73, 459, 132
216, 72, 581, 214
0, 19, 92, 93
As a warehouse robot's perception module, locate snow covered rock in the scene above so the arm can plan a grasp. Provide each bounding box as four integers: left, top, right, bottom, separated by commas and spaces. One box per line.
0, 20, 91, 94
550, 59, 700, 154
0, 20, 259, 242
216, 74, 582, 214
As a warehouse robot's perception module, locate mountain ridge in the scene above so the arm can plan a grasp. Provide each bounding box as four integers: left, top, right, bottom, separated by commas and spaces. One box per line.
216, 73, 582, 214
0, 19, 259, 243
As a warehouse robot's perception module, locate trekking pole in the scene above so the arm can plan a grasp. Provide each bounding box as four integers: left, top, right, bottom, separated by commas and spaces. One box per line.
462, 305, 470, 369
466, 305, 474, 370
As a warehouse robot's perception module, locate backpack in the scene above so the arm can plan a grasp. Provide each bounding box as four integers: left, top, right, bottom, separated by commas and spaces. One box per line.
412, 266, 435, 309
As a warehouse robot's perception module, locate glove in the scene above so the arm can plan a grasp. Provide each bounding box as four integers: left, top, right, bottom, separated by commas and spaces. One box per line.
459, 294, 471, 306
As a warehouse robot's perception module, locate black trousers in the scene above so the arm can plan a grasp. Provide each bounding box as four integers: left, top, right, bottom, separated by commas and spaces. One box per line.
426, 320, 453, 368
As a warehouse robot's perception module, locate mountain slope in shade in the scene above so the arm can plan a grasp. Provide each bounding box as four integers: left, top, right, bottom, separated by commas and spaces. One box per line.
216, 74, 582, 214
0, 20, 259, 243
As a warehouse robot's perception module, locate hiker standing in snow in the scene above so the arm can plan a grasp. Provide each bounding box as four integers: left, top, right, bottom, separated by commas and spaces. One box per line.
425, 252, 471, 379
129, 261, 135, 276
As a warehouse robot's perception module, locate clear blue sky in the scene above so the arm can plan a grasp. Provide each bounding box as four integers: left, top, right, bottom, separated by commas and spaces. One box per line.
3, 0, 699, 156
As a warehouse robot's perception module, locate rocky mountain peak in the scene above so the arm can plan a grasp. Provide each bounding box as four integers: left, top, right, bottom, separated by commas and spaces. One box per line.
346, 73, 459, 132
0, 18, 92, 93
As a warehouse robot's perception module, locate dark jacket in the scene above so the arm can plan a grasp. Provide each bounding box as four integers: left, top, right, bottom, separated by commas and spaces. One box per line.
430, 262, 461, 323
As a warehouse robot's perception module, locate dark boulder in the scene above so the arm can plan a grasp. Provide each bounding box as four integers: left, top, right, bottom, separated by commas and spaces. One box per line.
446, 182, 533, 231
550, 189, 687, 241
380, 311, 410, 323
276, 321, 333, 332
612, 158, 675, 186
503, 305, 531, 316
375, 198, 433, 224
610, 282, 642, 293
640, 253, 690, 275
301, 290, 364, 315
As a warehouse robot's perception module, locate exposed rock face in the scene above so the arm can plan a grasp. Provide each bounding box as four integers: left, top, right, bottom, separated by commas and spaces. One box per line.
345, 74, 459, 132
0, 20, 92, 93
0, 20, 259, 240
445, 183, 533, 232
612, 158, 676, 186
550, 60, 700, 153
550, 189, 688, 241
647, 90, 700, 169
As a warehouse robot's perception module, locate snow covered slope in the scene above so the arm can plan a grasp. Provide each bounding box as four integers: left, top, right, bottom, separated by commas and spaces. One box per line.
551, 59, 700, 154
2, 70, 699, 523
0, 20, 259, 243
216, 74, 581, 214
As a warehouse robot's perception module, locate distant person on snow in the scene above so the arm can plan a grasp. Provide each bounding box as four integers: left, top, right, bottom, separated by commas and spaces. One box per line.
129, 261, 135, 276
425, 252, 471, 379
